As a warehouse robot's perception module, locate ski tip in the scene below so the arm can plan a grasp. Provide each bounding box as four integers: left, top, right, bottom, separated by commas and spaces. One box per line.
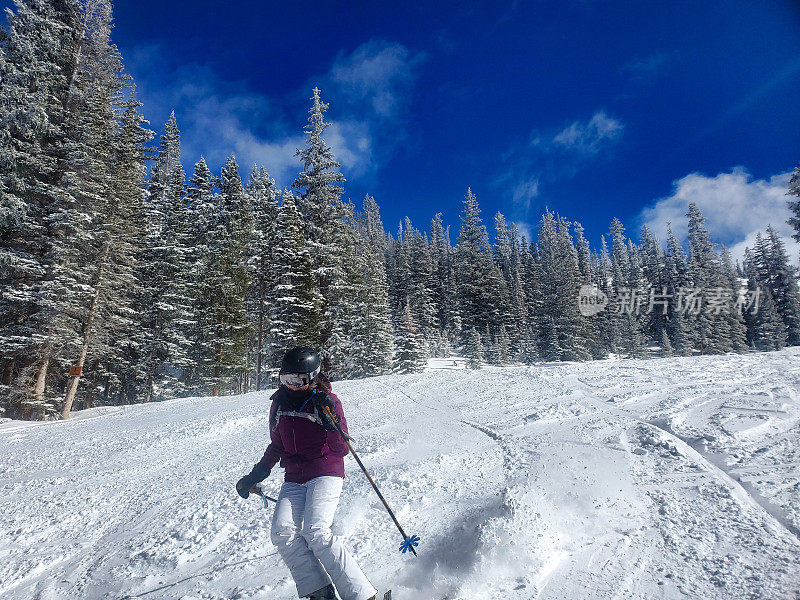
383, 591, 392, 600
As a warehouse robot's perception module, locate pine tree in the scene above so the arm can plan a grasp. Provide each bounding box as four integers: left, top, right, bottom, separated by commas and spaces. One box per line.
742, 247, 787, 351
430, 213, 458, 343
573, 221, 603, 357
788, 161, 800, 243
324, 200, 364, 379
607, 218, 647, 357
292, 87, 348, 370
537, 211, 590, 361
269, 190, 322, 375
207, 155, 253, 395
139, 113, 190, 402
720, 245, 749, 352
639, 225, 667, 341
521, 241, 544, 361
404, 218, 437, 350
182, 157, 217, 394
394, 301, 427, 374
591, 235, 618, 356
454, 188, 506, 348
664, 224, 692, 356
493, 213, 527, 357
464, 326, 483, 369
246, 165, 279, 390
763, 226, 800, 346
349, 195, 393, 376
0, 0, 106, 418
61, 0, 138, 418
573, 222, 593, 284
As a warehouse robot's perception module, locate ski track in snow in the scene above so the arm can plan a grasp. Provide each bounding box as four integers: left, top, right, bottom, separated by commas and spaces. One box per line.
2, 351, 800, 599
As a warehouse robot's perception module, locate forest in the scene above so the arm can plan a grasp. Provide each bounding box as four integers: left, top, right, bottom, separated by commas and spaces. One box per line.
2, 0, 800, 420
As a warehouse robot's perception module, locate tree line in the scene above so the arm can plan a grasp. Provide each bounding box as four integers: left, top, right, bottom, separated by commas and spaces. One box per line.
2, 0, 800, 420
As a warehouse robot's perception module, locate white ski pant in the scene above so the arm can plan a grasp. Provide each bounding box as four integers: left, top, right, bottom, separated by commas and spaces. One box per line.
271, 476, 377, 600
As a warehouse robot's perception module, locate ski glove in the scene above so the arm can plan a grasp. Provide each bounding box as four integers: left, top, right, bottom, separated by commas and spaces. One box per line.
236, 464, 270, 499
314, 393, 338, 431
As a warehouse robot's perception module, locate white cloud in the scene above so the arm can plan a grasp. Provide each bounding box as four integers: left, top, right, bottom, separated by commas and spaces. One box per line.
621, 52, 674, 81
316, 40, 426, 181
324, 120, 373, 178
511, 178, 540, 212
513, 220, 533, 244
128, 40, 424, 188
552, 111, 624, 155
329, 41, 425, 119
639, 167, 799, 265
495, 110, 624, 219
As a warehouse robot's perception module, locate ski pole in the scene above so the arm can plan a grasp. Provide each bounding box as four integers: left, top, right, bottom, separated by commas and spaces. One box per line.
323, 406, 419, 556
250, 484, 277, 508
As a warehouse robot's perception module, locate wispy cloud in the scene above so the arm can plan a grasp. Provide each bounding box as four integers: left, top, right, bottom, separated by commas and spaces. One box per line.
638, 167, 799, 265
621, 52, 675, 81
317, 40, 427, 181
126, 48, 302, 184
513, 220, 534, 244
511, 178, 540, 212
126, 40, 425, 187
329, 40, 426, 119
495, 110, 624, 218
552, 111, 624, 155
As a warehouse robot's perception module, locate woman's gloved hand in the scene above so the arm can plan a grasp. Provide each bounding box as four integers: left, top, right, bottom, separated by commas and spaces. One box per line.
236, 464, 270, 499
314, 393, 338, 431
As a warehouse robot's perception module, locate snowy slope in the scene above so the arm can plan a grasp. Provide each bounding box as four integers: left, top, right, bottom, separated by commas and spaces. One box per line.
2, 349, 800, 600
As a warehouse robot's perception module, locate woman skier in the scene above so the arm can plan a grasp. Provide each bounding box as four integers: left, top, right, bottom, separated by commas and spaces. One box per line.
236, 347, 378, 600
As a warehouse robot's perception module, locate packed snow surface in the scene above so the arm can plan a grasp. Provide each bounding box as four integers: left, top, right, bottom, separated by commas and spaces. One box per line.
2, 350, 800, 599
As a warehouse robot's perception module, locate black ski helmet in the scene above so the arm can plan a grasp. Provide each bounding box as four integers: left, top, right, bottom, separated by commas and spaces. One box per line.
280, 346, 321, 377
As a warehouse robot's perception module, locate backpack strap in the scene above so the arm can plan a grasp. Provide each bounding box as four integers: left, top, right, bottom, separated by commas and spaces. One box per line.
274, 408, 323, 428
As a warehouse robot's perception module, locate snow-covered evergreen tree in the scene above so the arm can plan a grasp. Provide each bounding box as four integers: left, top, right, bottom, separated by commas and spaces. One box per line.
429, 213, 458, 344
182, 157, 217, 394
208, 155, 252, 395
762, 226, 800, 346
139, 113, 191, 401
61, 0, 139, 418
719, 245, 749, 353
536, 211, 591, 361
788, 161, 800, 243
521, 240, 544, 361
324, 200, 365, 379
349, 195, 393, 376
269, 190, 322, 373
664, 224, 692, 356
394, 301, 426, 374
639, 224, 667, 342
245, 165, 279, 390
403, 218, 437, 352
1, 0, 108, 418
743, 248, 787, 351
686, 203, 734, 354
493, 213, 527, 357
292, 87, 350, 372
454, 188, 506, 348
464, 326, 484, 370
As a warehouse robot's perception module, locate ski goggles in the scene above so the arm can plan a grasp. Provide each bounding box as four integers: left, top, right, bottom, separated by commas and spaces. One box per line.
279, 370, 319, 388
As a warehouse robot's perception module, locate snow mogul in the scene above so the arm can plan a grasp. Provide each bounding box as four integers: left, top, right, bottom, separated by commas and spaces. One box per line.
236, 347, 378, 600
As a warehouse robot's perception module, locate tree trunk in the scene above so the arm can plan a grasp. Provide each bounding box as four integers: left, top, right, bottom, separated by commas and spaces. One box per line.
213, 337, 221, 397
33, 354, 50, 406
62, 242, 109, 419
2, 361, 13, 386
143, 310, 164, 404
213, 299, 223, 396
256, 273, 264, 391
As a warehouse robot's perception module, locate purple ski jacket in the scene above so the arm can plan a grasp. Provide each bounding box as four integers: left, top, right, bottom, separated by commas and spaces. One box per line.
256, 384, 350, 484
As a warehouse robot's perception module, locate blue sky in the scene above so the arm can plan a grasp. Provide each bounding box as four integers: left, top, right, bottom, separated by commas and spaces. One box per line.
5, 1, 800, 260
